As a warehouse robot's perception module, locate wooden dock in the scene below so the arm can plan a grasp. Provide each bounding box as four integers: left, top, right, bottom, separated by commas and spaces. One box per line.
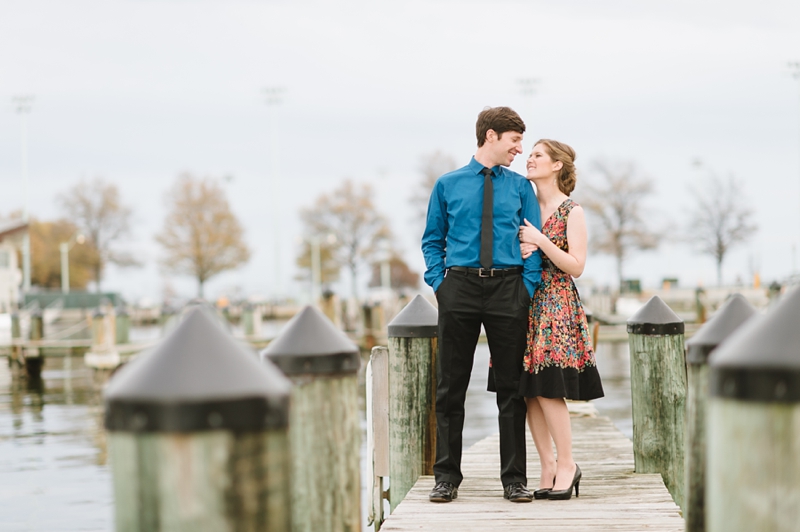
380, 404, 684, 532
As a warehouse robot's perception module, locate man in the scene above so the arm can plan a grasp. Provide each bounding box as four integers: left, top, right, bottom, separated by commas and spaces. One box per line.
422, 106, 542, 503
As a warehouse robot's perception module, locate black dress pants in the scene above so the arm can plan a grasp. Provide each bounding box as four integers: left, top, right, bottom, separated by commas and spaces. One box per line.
433, 270, 530, 488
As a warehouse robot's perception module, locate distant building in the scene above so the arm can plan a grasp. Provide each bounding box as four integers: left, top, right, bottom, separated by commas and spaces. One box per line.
0, 219, 27, 313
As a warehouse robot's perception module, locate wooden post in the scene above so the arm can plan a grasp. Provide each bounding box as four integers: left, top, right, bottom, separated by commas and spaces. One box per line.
104, 307, 292, 531
261, 306, 362, 532
684, 294, 756, 532
626, 295, 686, 508
243, 304, 255, 336
9, 312, 21, 369
386, 294, 438, 511
707, 288, 800, 532
86, 308, 120, 370
368, 346, 390, 531
25, 308, 44, 378
115, 307, 130, 344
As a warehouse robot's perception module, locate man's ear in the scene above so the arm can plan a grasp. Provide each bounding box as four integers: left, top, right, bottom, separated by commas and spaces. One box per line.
485, 129, 497, 143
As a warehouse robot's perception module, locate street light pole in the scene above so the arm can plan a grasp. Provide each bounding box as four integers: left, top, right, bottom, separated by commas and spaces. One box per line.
263, 86, 285, 301
13, 96, 34, 296
310, 236, 321, 306
60, 232, 85, 294
790, 63, 800, 269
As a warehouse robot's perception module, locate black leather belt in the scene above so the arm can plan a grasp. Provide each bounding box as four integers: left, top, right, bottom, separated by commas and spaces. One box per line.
447, 266, 523, 278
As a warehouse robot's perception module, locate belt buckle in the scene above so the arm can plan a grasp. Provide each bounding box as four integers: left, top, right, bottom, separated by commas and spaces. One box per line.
478, 268, 492, 278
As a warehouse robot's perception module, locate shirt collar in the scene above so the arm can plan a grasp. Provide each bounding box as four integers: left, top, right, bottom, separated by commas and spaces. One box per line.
468, 156, 500, 176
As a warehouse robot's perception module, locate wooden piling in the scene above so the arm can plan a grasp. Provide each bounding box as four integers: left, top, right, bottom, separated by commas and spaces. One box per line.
261, 306, 362, 532
683, 294, 756, 532
368, 346, 390, 530
104, 307, 292, 531
626, 295, 686, 508
25, 309, 44, 378
243, 304, 262, 337
115, 307, 130, 344
707, 288, 800, 532
85, 308, 120, 370
386, 294, 438, 511
9, 312, 21, 369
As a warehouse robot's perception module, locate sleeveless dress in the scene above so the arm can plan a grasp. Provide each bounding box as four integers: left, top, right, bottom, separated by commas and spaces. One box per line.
518, 198, 604, 401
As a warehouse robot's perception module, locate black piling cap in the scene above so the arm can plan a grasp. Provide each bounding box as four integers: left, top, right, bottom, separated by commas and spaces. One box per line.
387, 294, 438, 338
261, 305, 360, 376
104, 307, 291, 433
685, 294, 757, 365
710, 287, 800, 403
626, 296, 684, 335
93, 308, 106, 319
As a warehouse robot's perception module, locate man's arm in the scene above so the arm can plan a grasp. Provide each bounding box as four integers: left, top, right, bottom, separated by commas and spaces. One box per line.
520, 180, 542, 297
421, 180, 448, 292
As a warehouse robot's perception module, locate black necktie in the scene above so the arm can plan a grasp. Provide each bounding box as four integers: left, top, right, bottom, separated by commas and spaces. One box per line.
480, 167, 493, 270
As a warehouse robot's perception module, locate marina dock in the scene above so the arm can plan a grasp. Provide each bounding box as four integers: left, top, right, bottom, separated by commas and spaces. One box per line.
380, 403, 684, 532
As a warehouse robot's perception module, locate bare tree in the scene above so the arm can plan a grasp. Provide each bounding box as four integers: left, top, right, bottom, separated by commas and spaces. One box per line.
687, 173, 757, 286
155, 174, 251, 298
57, 178, 138, 291
299, 179, 392, 299
580, 160, 660, 289
409, 151, 458, 222
30, 218, 99, 289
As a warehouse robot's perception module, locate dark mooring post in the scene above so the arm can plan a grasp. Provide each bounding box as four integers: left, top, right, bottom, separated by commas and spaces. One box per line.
386, 294, 438, 511
707, 288, 800, 532
25, 308, 45, 379
684, 294, 757, 532
261, 306, 361, 532
627, 295, 686, 508
104, 307, 292, 531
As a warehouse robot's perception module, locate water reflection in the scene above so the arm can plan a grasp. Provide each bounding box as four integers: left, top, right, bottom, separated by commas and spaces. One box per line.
0, 357, 112, 531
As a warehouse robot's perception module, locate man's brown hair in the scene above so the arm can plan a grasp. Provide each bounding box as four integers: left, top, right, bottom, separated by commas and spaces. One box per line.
475, 106, 526, 147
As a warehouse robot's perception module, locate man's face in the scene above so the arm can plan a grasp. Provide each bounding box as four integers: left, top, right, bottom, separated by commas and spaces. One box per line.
489, 130, 524, 167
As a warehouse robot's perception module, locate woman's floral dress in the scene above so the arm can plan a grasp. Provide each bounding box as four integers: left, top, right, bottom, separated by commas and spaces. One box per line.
518, 198, 604, 400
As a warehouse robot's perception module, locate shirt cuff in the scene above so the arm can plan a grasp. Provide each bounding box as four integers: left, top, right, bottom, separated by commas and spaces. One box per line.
523, 279, 536, 298
432, 277, 444, 293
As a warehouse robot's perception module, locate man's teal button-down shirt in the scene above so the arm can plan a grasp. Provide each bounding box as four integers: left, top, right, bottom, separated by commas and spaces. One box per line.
421, 157, 543, 297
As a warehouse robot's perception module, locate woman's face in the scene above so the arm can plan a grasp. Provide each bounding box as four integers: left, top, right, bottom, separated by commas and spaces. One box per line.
526, 143, 559, 181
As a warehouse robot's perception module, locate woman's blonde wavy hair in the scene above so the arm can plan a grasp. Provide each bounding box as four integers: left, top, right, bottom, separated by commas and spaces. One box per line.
535, 139, 577, 195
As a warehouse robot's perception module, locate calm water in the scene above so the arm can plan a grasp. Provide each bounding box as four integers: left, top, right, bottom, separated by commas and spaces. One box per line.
0, 328, 631, 531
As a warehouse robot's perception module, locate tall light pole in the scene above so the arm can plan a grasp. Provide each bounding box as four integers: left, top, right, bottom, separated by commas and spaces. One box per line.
60, 232, 85, 294
263, 86, 285, 301
789, 62, 800, 275
13, 95, 34, 296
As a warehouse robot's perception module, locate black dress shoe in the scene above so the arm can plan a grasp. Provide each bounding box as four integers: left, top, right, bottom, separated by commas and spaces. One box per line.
503, 482, 533, 502
534, 476, 555, 499
547, 464, 581, 500
429, 481, 458, 502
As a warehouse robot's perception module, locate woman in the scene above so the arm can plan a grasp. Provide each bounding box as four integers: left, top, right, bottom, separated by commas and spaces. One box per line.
518, 139, 604, 500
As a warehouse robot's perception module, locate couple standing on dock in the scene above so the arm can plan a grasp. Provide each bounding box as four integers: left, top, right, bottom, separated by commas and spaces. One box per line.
421, 107, 604, 504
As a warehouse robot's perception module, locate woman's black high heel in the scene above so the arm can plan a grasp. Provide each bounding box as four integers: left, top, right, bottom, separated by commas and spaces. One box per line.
547, 464, 581, 500
533, 477, 555, 499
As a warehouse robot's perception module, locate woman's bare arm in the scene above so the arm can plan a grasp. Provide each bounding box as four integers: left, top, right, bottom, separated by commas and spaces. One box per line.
519, 206, 587, 277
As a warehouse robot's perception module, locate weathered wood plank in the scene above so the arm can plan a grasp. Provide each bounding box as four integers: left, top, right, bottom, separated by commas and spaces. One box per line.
380, 407, 684, 531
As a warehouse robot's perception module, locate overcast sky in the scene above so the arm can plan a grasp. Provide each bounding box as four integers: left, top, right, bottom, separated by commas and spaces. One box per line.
2, 0, 800, 303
